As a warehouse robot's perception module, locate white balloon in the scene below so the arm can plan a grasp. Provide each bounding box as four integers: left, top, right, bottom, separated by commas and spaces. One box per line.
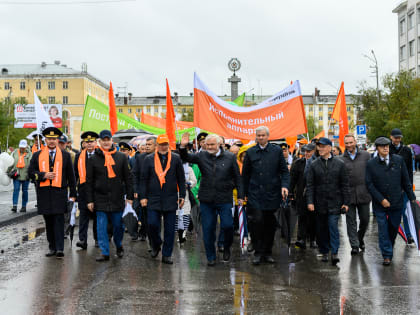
0, 173, 11, 186
0, 152, 14, 168
0, 160, 6, 173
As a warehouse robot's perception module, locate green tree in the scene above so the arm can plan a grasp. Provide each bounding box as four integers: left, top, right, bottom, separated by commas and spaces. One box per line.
306, 115, 323, 139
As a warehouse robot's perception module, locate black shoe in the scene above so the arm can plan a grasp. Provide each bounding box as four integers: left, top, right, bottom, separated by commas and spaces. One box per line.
116, 247, 124, 258
94, 240, 99, 248
351, 247, 359, 256
264, 256, 275, 264
139, 235, 146, 242
131, 235, 138, 242
218, 246, 224, 253
56, 251, 64, 259
295, 240, 306, 249
321, 254, 329, 262
359, 240, 365, 252
407, 237, 414, 245
252, 255, 262, 265
11, 206, 17, 213
223, 248, 231, 262
45, 250, 56, 257
162, 256, 173, 264
310, 241, 318, 249
20, 207, 26, 213
76, 241, 87, 250
178, 230, 186, 244
96, 254, 110, 262
150, 247, 161, 258
207, 260, 216, 267
331, 254, 340, 266
382, 258, 391, 266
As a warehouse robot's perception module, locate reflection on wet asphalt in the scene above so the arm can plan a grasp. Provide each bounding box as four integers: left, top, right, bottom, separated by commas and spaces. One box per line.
1, 214, 420, 314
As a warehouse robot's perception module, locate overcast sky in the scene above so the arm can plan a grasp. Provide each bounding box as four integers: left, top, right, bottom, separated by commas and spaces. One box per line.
0, 0, 401, 97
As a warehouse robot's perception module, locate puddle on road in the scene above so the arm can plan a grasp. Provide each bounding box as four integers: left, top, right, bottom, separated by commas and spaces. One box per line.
0, 220, 46, 253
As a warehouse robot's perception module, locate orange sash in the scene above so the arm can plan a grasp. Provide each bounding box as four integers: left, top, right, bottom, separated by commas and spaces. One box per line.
99, 147, 116, 178
78, 149, 87, 184
16, 150, 27, 168
39, 148, 63, 188
154, 149, 172, 188
32, 143, 44, 154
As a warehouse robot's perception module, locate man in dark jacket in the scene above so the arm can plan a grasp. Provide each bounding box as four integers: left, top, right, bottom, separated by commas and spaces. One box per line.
242, 126, 289, 265
28, 127, 76, 259
180, 133, 243, 266
306, 137, 350, 266
366, 136, 416, 266
140, 134, 185, 264
389, 128, 415, 244
86, 130, 133, 262
341, 134, 371, 255
290, 143, 317, 249
74, 131, 98, 250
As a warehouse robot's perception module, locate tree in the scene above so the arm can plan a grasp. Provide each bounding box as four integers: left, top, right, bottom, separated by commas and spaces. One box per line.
306, 116, 323, 140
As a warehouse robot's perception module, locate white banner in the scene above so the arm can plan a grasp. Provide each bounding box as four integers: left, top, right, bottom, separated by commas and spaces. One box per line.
14, 96, 62, 128
34, 91, 54, 134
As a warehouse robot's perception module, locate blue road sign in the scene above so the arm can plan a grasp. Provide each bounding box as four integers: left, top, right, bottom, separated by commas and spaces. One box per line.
356, 125, 366, 135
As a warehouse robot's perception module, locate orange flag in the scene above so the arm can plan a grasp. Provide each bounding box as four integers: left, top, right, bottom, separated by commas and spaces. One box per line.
331, 82, 349, 152
286, 136, 298, 153
140, 110, 145, 124
312, 130, 325, 140
108, 82, 118, 135
166, 79, 176, 150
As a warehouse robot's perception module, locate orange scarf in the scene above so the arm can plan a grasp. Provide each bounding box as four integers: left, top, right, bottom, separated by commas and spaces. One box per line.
32, 143, 44, 154
154, 149, 172, 188
78, 149, 87, 184
16, 150, 27, 168
39, 148, 63, 188
99, 147, 116, 178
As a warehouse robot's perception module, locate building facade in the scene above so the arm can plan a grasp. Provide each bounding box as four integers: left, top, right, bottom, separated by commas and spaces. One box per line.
393, 1, 420, 74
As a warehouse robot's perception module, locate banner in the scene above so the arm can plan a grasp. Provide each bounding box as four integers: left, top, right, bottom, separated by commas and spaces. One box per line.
140, 112, 194, 130
81, 96, 196, 138
193, 73, 307, 140
14, 102, 62, 128
34, 91, 54, 133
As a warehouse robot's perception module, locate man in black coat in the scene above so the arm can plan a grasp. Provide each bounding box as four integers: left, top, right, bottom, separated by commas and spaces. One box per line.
132, 136, 157, 241
74, 131, 98, 250
86, 130, 134, 262
306, 137, 350, 266
389, 128, 415, 244
139, 134, 186, 265
180, 133, 243, 266
242, 126, 289, 265
290, 143, 317, 249
341, 134, 371, 255
366, 136, 416, 266
28, 127, 76, 259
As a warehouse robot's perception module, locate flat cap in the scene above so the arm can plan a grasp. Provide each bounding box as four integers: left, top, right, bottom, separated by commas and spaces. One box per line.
374, 136, 391, 146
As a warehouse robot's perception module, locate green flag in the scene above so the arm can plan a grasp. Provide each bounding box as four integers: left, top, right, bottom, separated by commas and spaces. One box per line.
233, 93, 245, 107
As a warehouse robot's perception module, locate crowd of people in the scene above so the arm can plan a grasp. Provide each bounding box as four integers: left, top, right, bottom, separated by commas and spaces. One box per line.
5, 126, 418, 267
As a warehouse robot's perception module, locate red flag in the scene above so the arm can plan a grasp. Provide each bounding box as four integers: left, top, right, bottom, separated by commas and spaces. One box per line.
331, 82, 349, 152
140, 110, 145, 124
166, 79, 176, 150
108, 82, 118, 135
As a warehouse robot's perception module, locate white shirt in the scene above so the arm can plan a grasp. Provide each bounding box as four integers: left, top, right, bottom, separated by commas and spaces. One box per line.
49, 149, 56, 160
379, 154, 390, 165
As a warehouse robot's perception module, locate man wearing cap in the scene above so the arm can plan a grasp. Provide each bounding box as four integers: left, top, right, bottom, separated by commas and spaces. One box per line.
8, 139, 32, 213
86, 130, 133, 261
28, 127, 77, 259
58, 134, 76, 164
119, 142, 132, 160
242, 126, 289, 265
366, 136, 416, 266
290, 143, 317, 249
389, 128, 415, 244
180, 132, 243, 266
306, 137, 350, 266
140, 134, 186, 264
340, 134, 371, 255
31, 133, 44, 154
74, 131, 99, 250
280, 143, 293, 169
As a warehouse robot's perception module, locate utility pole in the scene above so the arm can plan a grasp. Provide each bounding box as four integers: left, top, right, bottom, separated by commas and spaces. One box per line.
363, 50, 380, 106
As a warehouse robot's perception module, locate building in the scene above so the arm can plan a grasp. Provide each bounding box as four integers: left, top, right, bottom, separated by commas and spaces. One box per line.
0, 61, 109, 146
393, 1, 420, 74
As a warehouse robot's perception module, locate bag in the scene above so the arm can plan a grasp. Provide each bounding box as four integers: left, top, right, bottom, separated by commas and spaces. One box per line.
7, 167, 18, 179
187, 186, 197, 208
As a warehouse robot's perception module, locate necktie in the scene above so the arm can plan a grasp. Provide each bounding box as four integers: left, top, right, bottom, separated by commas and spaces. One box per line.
50, 151, 54, 161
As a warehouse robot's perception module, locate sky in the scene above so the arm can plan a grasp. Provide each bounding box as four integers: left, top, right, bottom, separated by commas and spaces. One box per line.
0, 0, 401, 97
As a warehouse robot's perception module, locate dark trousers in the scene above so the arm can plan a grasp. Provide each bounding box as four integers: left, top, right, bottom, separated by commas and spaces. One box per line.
139, 206, 149, 238
148, 209, 176, 258
374, 208, 402, 259
43, 214, 64, 252
252, 208, 277, 256
78, 206, 97, 243
346, 203, 370, 248
316, 213, 340, 255
297, 207, 317, 243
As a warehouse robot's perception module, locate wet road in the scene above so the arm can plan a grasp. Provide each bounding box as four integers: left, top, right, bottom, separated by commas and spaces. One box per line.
1, 211, 420, 315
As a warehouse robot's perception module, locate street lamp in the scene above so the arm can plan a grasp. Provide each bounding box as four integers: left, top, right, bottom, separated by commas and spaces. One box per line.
363, 50, 380, 106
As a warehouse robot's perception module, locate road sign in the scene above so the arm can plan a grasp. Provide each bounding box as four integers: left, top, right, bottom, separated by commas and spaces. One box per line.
356, 125, 366, 135
356, 135, 367, 144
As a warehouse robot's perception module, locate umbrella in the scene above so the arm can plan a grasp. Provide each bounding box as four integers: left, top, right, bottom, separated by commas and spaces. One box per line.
122, 202, 139, 239
112, 129, 152, 143
405, 200, 420, 255
238, 205, 248, 253
277, 199, 298, 252
65, 201, 77, 246
26, 130, 44, 140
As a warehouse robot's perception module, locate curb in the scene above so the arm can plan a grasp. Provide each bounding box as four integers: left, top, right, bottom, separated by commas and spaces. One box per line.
0, 209, 38, 228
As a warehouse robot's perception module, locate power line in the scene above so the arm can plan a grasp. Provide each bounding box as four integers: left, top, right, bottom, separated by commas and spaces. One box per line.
0, 0, 136, 4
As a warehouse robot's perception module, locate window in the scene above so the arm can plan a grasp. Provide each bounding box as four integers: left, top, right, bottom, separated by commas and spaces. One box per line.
128, 108, 132, 113
348, 116, 351, 121
146, 107, 151, 113
309, 107, 313, 112
118, 108, 123, 113
20, 81, 25, 90
408, 12, 414, 29
48, 81, 55, 90
347, 106, 351, 112
400, 45, 407, 60
48, 96, 55, 104
63, 81, 68, 89
4, 82, 9, 90
63, 96, 68, 104
318, 106, 323, 112
136, 108, 141, 113
409, 40, 415, 56
318, 116, 323, 121
328, 106, 333, 112
400, 18, 406, 35
36, 81, 41, 90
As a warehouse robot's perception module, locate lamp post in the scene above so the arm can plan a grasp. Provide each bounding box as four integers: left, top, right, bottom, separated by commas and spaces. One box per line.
363, 50, 380, 106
